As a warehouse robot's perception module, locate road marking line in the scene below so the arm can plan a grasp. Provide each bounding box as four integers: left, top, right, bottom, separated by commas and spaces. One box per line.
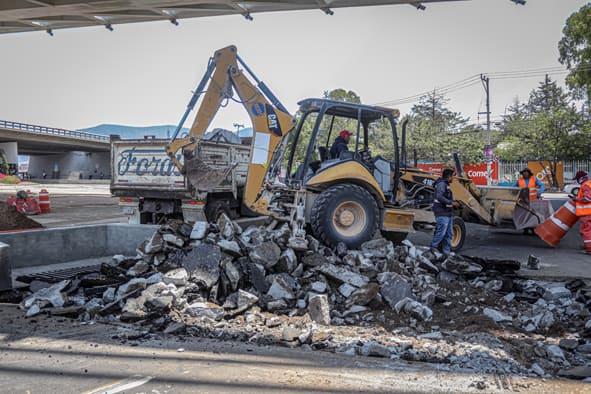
85, 375, 153, 394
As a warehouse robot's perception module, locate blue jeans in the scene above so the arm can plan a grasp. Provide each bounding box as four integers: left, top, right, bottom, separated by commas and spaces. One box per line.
431, 216, 453, 254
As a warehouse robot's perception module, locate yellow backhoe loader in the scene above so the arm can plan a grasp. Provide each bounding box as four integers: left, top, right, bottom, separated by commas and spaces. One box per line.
166, 45, 421, 250
166, 46, 552, 252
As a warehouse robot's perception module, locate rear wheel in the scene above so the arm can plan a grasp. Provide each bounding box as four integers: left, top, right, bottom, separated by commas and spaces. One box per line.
451, 216, 466, 252
311, 184, 379, 249
205, 199, 233, 223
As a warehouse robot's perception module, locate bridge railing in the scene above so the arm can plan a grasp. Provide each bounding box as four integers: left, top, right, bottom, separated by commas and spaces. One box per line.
0, 120, 109, 143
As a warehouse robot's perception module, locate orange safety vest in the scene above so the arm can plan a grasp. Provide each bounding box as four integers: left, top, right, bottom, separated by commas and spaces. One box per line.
518, 177, 538, 201
575, 180, 591, 217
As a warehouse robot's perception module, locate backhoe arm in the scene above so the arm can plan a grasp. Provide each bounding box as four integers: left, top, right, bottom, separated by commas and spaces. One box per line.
165, 45, 295, 212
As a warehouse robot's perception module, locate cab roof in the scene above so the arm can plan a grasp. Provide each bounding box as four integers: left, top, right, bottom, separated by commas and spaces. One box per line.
297, 98, 399, 123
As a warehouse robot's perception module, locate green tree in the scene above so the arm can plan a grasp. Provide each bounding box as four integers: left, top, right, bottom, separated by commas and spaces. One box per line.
406, 91, 487, 162
526, 75, 570, 113
498, 78, 588, 187
558, 3, 591, 106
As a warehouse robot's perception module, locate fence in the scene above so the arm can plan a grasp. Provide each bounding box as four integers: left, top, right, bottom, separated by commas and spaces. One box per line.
499, 160, 591, 186
498, 161, 528, 184
0, 120, 108, 143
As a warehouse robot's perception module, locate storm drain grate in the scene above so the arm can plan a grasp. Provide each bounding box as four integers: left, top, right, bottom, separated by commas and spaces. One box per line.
16, 264, 102, 284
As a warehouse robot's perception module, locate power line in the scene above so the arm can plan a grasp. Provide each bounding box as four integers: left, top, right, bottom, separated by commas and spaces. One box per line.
375, 64, 591, 107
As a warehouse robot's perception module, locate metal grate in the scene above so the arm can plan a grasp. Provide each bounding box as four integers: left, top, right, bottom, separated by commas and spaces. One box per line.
16, 264, 102, 284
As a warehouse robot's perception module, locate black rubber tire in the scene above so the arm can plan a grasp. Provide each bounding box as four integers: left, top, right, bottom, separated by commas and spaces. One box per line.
381, 231, 408, 244
310, 184, 379, 249
205, 200, 233, 223
451, 216, 466, 252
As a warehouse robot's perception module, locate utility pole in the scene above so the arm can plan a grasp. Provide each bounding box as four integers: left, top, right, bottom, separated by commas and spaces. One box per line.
543, 74, 550, 111
479, 74, 491, 185
233, 123, 245, 134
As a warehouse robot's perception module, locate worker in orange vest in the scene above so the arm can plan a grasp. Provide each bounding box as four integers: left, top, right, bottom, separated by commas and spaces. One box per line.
573, 171, 591, 254
516, 168, 545, 234
515, 168, 545, 201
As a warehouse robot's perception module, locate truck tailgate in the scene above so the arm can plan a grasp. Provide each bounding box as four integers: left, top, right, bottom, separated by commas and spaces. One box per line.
111, 139, 186, 194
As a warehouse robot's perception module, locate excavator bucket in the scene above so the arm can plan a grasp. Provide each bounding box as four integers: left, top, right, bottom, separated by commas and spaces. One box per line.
184, 154, 236, 192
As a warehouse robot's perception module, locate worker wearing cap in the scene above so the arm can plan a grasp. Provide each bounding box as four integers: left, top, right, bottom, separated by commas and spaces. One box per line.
515, 168, 545, 201
330, 129, 352, 160
573, 171, 591, 254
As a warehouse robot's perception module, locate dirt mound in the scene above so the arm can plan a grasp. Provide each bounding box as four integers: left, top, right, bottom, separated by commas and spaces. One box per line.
0, 201, 43, 231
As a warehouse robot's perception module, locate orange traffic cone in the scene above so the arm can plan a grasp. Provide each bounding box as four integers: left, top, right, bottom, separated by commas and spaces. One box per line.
535, 200, 579, 247
39, 189, 51, 214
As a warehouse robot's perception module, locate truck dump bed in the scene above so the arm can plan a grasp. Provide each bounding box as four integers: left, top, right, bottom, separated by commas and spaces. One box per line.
111, 138, 250, 198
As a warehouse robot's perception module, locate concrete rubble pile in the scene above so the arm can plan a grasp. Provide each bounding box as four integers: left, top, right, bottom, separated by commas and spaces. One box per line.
18, 216, 591, 380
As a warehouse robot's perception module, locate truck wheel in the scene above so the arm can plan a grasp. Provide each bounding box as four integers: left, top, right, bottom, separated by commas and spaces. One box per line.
311, 184, 379, 249
205, 200, 232, 223
451, 217, 466, 252
381, 231, 407, 244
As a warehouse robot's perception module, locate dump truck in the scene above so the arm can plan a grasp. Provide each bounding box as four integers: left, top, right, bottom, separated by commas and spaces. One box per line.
110, 135, 250, 224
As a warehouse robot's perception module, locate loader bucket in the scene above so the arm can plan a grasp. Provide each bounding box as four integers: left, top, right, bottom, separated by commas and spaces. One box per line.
184, 154, 236, 192
513, 199, 554, 230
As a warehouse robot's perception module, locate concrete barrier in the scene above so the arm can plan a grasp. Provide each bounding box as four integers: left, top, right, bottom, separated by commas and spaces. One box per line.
0, 242, 10, 291
0, 224, 158, 288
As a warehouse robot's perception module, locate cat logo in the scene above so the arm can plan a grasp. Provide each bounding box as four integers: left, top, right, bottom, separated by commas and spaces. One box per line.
265, 104, 282, 136
267, 113, 278, 129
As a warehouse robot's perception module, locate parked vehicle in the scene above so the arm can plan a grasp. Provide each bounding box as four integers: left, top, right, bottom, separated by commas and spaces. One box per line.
564, 182, 580, 196
110, 136, 250, 224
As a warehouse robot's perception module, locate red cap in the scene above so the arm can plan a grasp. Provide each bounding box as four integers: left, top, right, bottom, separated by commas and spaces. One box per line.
339, 129, 352, 138
574, 171, 588, 181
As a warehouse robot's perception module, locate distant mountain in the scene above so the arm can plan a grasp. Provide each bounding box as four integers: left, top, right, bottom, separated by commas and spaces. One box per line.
79, 124, 188, 139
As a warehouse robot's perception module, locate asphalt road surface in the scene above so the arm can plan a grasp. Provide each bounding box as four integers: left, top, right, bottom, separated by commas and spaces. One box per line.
0, 305, 586, 394
409, 196, 590, 280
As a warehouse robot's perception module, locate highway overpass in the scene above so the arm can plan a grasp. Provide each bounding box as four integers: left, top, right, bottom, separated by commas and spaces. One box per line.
0, 0, 468, 34
0, 120, 110, 179
0, 120, 108, 155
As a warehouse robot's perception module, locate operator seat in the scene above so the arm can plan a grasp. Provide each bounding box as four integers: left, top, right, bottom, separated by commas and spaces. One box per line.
373, 156, 392, 198
318, 146, 328, 162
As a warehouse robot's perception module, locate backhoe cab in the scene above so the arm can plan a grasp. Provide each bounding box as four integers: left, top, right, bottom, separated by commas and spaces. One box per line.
261, 99, 416, 249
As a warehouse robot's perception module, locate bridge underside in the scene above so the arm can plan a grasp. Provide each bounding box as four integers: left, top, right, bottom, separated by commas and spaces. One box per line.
0, 0, 463, 34
0, 128, 108, 155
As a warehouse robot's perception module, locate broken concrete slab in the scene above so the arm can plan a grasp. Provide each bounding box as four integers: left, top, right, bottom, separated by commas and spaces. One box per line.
163, 268, 188, 286
267, 275, 296, 300
317, 264, 369, 288
483, 308, 513, 324
378, 272, 413, 309
308, 294, 331, 325
183, 244, 222, 289
249, 241, 281, 269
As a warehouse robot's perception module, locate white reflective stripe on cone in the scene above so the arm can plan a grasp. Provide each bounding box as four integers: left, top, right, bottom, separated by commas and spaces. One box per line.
576, 204, 591, 210
584, 239, 591, 243
550, 216, 570, 231
564, 201, 576, 213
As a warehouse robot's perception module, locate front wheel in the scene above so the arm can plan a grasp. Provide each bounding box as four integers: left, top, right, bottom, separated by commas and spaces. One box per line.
310, 184, 379, 249
451, 216, 466, 252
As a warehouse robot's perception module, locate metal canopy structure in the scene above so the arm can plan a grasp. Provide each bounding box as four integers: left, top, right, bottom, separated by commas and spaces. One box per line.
0, 0, 467, 35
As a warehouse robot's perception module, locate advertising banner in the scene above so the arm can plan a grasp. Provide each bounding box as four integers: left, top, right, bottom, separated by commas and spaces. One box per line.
417, 162, 499, 186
